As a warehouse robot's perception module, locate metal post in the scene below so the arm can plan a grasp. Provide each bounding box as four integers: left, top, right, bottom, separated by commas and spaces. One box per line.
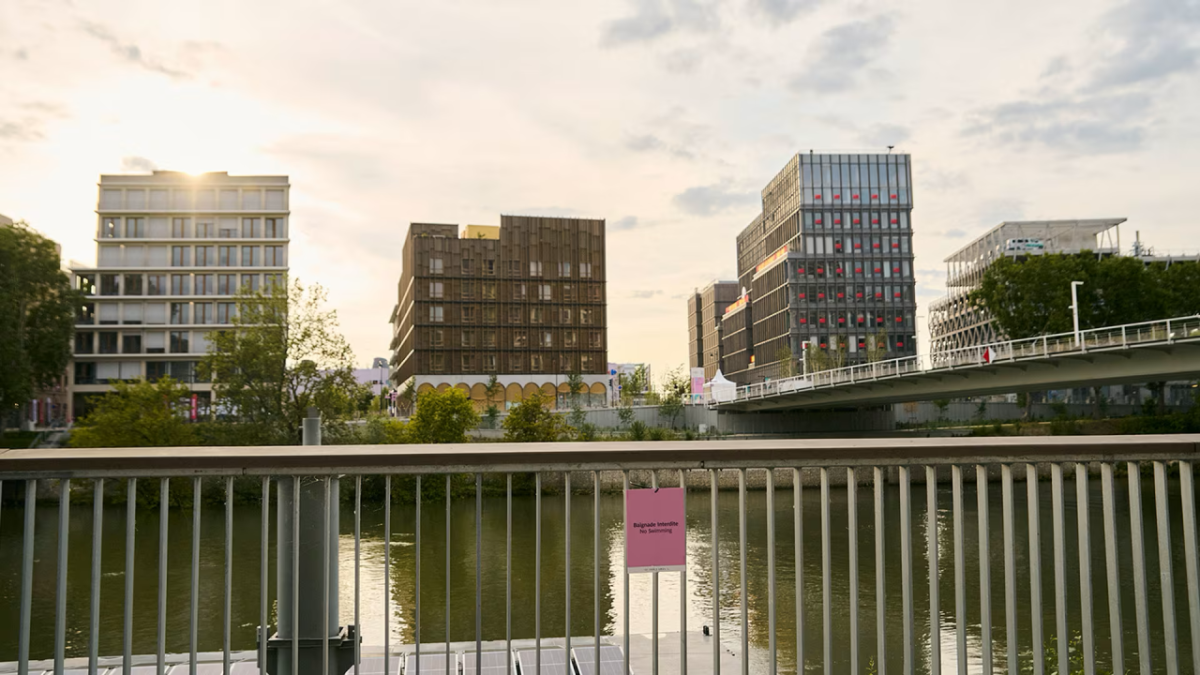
1070, 281, 1084, 348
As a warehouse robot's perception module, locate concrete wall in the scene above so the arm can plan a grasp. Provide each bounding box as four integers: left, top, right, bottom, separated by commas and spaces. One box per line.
571, 404, 894, 435
892, 400, 1190, 426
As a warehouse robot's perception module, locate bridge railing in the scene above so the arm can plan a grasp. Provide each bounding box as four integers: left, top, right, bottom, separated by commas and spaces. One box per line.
724, 315, 1200, 404
2, 437, 1200, 675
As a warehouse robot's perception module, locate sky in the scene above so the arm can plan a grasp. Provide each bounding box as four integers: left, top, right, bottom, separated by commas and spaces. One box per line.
2, 0, 1199, 384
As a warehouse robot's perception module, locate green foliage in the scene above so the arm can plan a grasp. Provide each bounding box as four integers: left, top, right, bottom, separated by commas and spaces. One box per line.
618, 365, 650, 395
198, 278, 359, 444
804, 340, 848, 373
397, 379, 416, 417
502, 389, 570, 442
646, 426, 675, 441
0, 221, 82, 431
327, 415, 410, 445
932, 398, 951, 421
70, 377, 197, 447
617, 399, 635, 428
577, 422, 598, 442
566, 371, 587, 429
408, 388, 479, 443
658, 365, 689, 429
627, 419, 648, 441
865, 329, 889, 363
972, 253, 1200, 341
775, 345, 795, 377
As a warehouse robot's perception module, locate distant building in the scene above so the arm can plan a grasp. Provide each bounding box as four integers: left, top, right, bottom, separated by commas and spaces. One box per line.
929, 219, 1124, 353
389, 215, 609, 409
721, 152, 917, 384
68, 171, 291, 419
686, 281, 739, 381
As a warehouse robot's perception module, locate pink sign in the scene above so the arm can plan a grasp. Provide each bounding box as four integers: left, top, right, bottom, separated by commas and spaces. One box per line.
625, 488, 686, 573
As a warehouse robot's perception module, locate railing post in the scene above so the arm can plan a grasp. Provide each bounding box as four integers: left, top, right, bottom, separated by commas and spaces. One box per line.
267, 408, 355, 675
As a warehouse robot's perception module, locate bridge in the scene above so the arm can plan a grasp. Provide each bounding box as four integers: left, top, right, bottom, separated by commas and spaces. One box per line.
714, 315, 1200, 412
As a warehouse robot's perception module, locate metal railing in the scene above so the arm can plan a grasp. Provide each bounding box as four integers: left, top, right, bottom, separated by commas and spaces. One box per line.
2, 436, 1200, 675
723, 315, 1200, 404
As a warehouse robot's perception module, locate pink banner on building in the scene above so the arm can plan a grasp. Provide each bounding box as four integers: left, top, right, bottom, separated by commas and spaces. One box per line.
625, 488, 687, 573
191, 394, 198, 421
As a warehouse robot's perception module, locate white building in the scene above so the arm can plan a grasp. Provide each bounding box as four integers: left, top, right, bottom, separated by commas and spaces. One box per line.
68, 171, 290, 420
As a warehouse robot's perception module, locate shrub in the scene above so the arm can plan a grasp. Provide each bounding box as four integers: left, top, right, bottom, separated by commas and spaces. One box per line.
628, 420, 647, 441
503, 390, 571, 442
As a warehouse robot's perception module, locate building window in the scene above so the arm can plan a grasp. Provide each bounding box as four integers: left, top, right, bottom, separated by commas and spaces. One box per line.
241, 246, 259, 266
75, 361, 96, 384
559, 354, 574, 372
538, 284, 552, 301
580, 263, 592, 278
102, 219, 118, 238
462, 306, 476, 323
196, 221, 214, 238
558, 261, 571, 277
171, 246, 190, 266
430, 258, 444, 275
146, 362, 168, 381
218, 222, 238, 238
581, 308, 593, 325
484, 354, 497, 372
530, 307, 543, 324
559, 308, 572, 324
509, 354, 524, 372
122, 334, 142, 355
265, 246, 284, 266
170, 331, 190, 353
431, 328, 444, 346
265, 274, 284, 292
100, 274, 121, 296
171, 274, 191, 295
171, 303, 190, 325
530, 354, 543, 372
564, 330, 577, 347
75, 332, 94, 354
195, 246, 215, 267
483, 282, 496, 299
483, 259, 495, 275
462, 282, 475, 299
483, 330, 496, 348
218, 246, 235, 266
172, 218, 190, 238
462, 330, 475, 347
265, 218, 284, 238
589, 331, 602, 348
529, 261, 543, 277
77, 303, 96, 325
122, 274, 143, 296
431, 353, 444, 372
242, 218, 261, 238
98, 332, 118, 354
125, 218, 145, 238
483, 306, 497, 323
589, 285, 602, 302
429, 282, 444, 299
514, 330, 527, 347
542, 331, 552, 348
508, 307, 521, 324
462, 258, 474, 275
430, 306, 444, 322
241, 274, 260, 293
217, 303, 235, 324
76, 274, 96, 295
562, 285, 574, 301
217, 274, 235, 295
507, 260, 521, 276
581, 354, 593, 371
515, 284, 526, 300
462, 354, 475, 372
195, 303, 213, 324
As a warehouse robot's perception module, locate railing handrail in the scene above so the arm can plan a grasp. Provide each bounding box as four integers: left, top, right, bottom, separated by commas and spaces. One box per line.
723, 314, 1200, 404
2, 435, 1199, 478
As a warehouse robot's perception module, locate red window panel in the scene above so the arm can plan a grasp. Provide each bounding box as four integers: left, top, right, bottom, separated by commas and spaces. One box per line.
857, 317, 864, 324
817, 267, 825, 274
871, 194, 879, 199
799, 292, 807, 299
874, 267, 882, 273
820, 342, 827, 348
858, 342, 866, 348
892, 243, 900, 248
890, 193, 897, 199
837, 292, 844, 298
815, 218, 822, 224
834, 219, 842, 224
798, 267, 806, 274
856, 292, 863, 298
872, 218, 879, 224
873, 243, 881, 248
893, 267, 901, 274
800, 318, 807, 324
852, 194, 860, 199
836, 268, 844, 274
895, 316, 903, 323
818, 293, 826, 299
838, 317, 845, 323
815, 194, 823, 200
853, 218, 861, 224
854, 267, 863, 273
854, 243, 862, 249
894, 291, 902, 297
875, 293, 883, 299
834, 194, 841, 200
897, 341, 904, 347
835, 244, 843, 250
818, 317, 826, 323
891, 218, 899, 224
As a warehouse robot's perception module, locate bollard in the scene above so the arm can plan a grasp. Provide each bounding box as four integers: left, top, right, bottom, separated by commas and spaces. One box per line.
263, 408, 357, 675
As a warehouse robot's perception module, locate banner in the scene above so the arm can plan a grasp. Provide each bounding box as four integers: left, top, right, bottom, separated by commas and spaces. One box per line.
625, 488, 687, 573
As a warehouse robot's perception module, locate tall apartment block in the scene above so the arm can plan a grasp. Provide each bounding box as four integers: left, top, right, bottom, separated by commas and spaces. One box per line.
721, 153, 916, 384
686, 281, 739, 380
389, 215, 608, 408
69, 171, 290, 418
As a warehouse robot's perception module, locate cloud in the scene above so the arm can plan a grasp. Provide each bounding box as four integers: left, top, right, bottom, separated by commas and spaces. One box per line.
611, 216, 639, 231
747, 0, 825, 24
661, 49, 704, 74
79, 21, 191, 80
788, 15, 895, 93
601, 0, 720, 47
0, 121, 43, 141
963, 0, 1200, 155
13, 48, 28, 61
922, 169, 970, 193
927, 229, 968, 239
630, 289, 663, 299
120, 156, 158, 172
857, 123, 910, 148
624, 133, 695, 160
672, 182, 758, 216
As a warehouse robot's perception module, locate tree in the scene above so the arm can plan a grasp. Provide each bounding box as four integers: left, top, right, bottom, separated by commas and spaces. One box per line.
483, 374, 503, 429
657, 365, 690, 428
198, 278, 360, 444
865, 330, 890, 363
566, 371, 587, 430
408, 388, 479, 443
502, 389, 571, 442
617, 397, 635, 428
619, 365, 650, 398
70, 377, 196, 447
932, 398, 951, 422
397, 380, 416, 418
775, 345, 796, 377
0, 221, 81, 433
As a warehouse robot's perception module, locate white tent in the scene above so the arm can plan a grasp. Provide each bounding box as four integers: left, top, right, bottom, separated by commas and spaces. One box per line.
706, 369, 737, 403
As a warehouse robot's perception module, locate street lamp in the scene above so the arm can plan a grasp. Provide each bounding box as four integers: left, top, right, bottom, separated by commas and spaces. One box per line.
1070, 281, 1084, 347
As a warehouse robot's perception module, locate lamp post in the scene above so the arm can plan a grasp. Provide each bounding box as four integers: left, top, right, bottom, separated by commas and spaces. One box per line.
1070, 281, 1084, 347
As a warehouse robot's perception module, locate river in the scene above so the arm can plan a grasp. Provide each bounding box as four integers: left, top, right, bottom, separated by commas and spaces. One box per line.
0, 477, 1194, 674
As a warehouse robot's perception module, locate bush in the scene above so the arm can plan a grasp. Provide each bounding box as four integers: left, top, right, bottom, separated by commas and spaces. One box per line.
502, 390, 571, 442
577, 422, 598, 442
647, 426, 674, 441
409, 388, 479, 443
627, 420, 647, 441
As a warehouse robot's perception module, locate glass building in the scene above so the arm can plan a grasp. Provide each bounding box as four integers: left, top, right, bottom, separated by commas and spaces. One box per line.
723, 153, 916, 384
